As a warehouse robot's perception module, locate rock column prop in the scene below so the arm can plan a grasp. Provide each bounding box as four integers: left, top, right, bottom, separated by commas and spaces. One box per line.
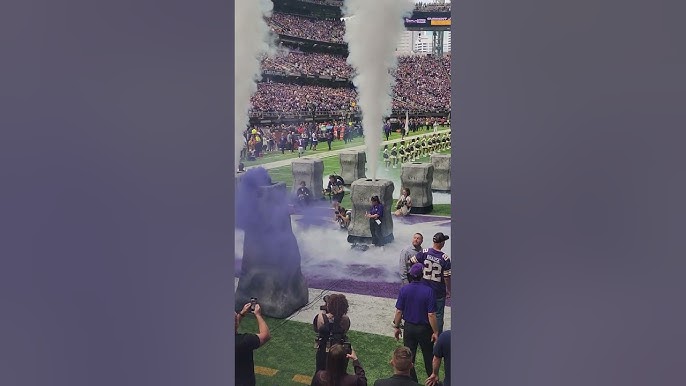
291, 158, 324, 200
339, 150, 366, 185
347, 178, 395, 245
235, 170, 308, 318
430, 154, 451, 192
400, 162, 434, 214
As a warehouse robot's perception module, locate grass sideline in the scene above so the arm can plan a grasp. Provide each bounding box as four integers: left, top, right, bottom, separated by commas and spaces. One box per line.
239, 315, 446, 385
244, 126, 450, 168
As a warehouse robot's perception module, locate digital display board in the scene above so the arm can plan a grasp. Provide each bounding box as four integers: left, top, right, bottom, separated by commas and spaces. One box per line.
404, 11, 451, 31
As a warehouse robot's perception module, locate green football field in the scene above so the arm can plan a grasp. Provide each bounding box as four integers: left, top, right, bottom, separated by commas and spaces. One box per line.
239, 316, 446, 385
264, 135, 452, 217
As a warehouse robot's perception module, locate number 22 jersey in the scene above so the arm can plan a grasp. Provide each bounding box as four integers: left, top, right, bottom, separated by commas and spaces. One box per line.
410, 248, 451, 299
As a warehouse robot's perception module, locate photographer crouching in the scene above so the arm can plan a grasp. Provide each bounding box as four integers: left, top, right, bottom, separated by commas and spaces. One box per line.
333, 201, 351, 229
313, 294, 352, 375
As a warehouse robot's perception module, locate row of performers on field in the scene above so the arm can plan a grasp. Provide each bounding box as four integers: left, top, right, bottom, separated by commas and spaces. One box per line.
383, 131, 451, 168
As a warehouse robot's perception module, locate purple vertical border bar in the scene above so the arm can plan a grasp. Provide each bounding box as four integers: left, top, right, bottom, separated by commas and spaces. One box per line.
0, 0, 236, 385
452, 1, 686, 386
449, 2, 458, 384
228, 0, 237, 383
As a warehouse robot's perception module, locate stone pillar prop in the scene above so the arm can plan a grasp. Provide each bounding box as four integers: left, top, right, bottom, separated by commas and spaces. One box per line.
339, 150, 366, 185
291, 158, 324, 200
400, 162, 434, 214
430, 154, 451, 192
235, 176, 308, 318
347, 178, 395, 245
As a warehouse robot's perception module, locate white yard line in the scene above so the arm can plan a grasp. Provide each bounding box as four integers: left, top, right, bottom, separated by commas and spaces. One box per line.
235, 278, 451, 338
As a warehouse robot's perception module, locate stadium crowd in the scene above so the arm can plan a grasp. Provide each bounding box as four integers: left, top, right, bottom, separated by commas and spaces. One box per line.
254, 54, 450, 115
393, 54, 451, 113
262, 50, 352, 78
268, 13, 345, 44
250, 82, 357, 115
414, 2, 452, 12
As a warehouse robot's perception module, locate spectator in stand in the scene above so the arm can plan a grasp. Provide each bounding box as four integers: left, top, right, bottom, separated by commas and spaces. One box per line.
250, 82, 356, 116
250, 54, 450, 117
268, 13, 345, 44
262, 51, 352, 79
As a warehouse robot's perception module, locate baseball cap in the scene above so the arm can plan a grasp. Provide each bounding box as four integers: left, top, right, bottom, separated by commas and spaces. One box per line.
409, 263, 424, 278
433, 232, 450, 243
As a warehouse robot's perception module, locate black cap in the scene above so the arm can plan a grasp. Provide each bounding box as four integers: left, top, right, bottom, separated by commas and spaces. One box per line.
433, 232, 449, 243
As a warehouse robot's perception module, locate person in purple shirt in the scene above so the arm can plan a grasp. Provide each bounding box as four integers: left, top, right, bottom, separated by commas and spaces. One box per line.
426, 330, 451, 386
365, 195, 385, 246
393, 263, 439, 383
410, 232, 451, 334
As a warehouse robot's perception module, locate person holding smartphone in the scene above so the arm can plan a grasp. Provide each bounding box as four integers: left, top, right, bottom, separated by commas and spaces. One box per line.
235, 301, 271, 386
311, 344, 367, 386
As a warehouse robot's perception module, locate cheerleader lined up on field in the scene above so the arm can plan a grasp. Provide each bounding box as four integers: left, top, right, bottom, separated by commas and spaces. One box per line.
383, 145, 390, 170
390, 143, 398, 168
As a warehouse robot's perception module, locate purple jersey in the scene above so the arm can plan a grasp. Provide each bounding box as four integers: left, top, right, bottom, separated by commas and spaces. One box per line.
411, 248, 451, 299
370, 203, 384, 219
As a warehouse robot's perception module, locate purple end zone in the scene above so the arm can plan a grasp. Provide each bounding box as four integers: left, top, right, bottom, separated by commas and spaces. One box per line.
235, 258, 452, 307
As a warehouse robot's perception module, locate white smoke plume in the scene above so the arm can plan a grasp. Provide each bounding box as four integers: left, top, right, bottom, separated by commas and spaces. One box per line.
342, 0, 414, 180
236, 216, 452, 284
234, 0, 276, 169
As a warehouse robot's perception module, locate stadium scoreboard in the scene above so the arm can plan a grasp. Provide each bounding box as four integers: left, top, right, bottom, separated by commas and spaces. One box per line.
404, 11, 451, 31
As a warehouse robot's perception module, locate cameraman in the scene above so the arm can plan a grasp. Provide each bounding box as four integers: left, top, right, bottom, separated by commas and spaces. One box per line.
313, 294, 351, 374
333, 201, 351, 229
235, 302, 271, 386
326, 175, 345, 203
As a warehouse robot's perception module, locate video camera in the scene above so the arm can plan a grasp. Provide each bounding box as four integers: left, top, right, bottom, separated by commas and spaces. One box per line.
319, 295, 330, 311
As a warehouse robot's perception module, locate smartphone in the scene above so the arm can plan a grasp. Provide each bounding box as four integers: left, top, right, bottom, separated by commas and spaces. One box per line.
342, 342, 352, 354
250, 297, 257, 313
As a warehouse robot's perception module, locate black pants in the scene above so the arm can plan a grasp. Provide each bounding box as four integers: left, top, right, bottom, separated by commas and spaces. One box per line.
404, 322, 434, 382
369, 218, 384, 246
315, 345, 327, 374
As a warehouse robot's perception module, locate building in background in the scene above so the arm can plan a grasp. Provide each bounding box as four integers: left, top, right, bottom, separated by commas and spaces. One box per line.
396, 31, 451, 55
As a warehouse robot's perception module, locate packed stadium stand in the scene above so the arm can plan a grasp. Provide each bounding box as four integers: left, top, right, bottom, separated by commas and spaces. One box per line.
249, 0, 451, 125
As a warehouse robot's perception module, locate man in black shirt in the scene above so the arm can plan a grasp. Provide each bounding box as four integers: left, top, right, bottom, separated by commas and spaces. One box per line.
235, 302, 271, 386
373, 347, 422, 386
